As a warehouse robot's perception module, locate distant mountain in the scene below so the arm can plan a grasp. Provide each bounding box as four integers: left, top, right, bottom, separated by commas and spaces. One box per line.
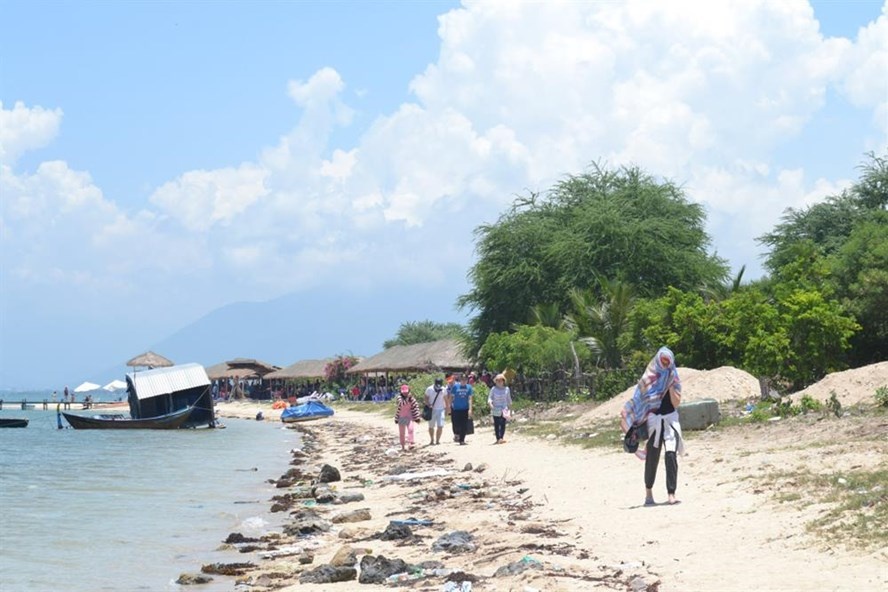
151, 284, 469, 370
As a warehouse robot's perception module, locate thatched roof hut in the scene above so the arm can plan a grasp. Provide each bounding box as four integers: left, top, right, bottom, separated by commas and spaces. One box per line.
265, 359, 334, 380
126, 351, 174, 369
348, 339, 470, 374
206, 358, 279, 380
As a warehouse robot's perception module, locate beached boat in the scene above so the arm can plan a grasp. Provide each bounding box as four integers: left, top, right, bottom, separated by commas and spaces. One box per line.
126, 363, 216, 428
62, 363, 217, 430
0, 418, 29, 428
280, 400, 334, 423
62, 406, 193, 430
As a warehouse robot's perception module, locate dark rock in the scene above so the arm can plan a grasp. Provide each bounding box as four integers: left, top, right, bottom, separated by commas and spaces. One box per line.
224, 532, 259, 544
318, 463, 341, 483
200, 562, 255, 576
270, 500, 290, 513
432, 531, 477, 554
379, 521, 413, 540
493, 556, 542, 577
445, 570, 479, 583
312, 484, 337, 503
284, 509, 331, 535
176, 572, 214, 585
298, 564, 356, 584
358, 555, 410, 584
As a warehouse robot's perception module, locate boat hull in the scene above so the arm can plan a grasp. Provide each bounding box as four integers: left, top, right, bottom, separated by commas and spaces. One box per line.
0, 418, 29, 428
62, 406, 194, 430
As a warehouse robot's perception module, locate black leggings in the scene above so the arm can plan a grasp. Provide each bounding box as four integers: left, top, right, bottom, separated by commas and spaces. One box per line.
493, 415, 506, 440
644, 423, 678, 494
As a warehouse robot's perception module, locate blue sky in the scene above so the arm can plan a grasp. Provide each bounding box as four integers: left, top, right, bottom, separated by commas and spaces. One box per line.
1, 0, 886, 389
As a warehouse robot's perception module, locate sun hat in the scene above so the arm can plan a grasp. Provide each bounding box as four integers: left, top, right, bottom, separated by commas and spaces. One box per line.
400, 384, 410, 393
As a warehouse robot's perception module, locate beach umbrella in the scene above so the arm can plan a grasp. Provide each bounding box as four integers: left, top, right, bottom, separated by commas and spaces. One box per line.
126, 351, 174, 369
74, 381, 101, 393
102, 379, 127, 391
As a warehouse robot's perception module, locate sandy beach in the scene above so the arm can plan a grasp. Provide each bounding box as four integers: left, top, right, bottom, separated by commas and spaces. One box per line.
210, 363, 887, 591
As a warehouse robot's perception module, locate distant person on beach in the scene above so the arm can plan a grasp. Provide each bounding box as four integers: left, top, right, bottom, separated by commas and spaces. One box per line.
424, 378, 448, 445
448, 373, 474, 445
394, 384, 421, 452
488, 373, 513, 444
621, 346, 684, 506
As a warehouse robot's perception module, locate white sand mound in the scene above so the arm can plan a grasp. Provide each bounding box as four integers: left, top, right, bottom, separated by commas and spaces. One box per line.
579, 362, 887, 423
790, 361, 888, 407
580, 365, 760, 422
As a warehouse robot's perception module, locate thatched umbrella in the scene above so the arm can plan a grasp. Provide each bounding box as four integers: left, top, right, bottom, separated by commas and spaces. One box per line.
126, 351, 174, 369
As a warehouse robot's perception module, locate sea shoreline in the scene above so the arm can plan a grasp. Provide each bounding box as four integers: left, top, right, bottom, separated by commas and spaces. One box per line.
208, 391, 887, 591
208, 400, 659, 591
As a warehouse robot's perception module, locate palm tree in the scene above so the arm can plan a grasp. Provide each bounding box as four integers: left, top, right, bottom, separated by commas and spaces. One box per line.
564, 277, 635, 369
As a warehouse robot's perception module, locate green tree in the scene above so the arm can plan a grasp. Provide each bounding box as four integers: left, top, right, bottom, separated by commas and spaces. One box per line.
758, 152, 887, 365
460, 163, 728, 353
563, 277, 635, 368
383, 320, 465, 349
478, 325, 588, 378
830, 214, 888, 364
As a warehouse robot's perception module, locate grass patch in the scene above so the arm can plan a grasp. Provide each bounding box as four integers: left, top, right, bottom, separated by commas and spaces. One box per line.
511, 415, 623, 450
760, 467, 888, 550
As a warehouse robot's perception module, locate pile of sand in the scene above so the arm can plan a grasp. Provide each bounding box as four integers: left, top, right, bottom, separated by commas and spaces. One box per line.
790, 361, 888, 406
578, 362, 887, 423
579, 365, 761, 422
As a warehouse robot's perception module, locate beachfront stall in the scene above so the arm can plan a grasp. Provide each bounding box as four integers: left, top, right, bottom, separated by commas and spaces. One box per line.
346, 339, 471, 400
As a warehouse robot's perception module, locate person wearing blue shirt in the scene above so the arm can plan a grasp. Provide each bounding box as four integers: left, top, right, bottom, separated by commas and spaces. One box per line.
447, 373, 474, 445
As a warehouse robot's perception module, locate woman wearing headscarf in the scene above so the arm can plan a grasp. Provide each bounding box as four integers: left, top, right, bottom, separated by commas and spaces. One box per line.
621, 346, 684, 506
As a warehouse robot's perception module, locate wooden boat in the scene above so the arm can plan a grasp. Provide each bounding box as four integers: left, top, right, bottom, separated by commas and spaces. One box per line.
280, 400, 334, 423
0, 418, 29, 428
62, 406, 194, 430
127, 363, 216, 428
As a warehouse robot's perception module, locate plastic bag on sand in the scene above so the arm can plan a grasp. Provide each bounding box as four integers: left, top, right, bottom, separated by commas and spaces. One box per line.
443, 582, 472, 592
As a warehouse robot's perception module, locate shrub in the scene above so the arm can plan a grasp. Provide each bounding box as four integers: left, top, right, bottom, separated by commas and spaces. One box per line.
875, 386, 888, 408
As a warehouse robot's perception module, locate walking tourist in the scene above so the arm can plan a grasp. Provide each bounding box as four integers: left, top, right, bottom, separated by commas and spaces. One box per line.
394, 384, 421, 452
488, 373, 513, 444
621, 346, 684, 506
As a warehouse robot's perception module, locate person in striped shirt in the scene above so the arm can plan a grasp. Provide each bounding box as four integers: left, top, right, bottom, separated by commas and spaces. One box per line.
488, 373, 513, 444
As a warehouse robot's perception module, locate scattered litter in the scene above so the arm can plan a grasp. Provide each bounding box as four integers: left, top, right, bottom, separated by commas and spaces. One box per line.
443, 582, 473, 592
391, 518, 434, 526
382, 468, 450, 481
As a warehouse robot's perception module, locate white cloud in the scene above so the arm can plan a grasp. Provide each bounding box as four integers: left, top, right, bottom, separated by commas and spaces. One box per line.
3, 0, 885, 322
0, 101, 63, 165
839, 7, 888, 137
149, 165, 269, 232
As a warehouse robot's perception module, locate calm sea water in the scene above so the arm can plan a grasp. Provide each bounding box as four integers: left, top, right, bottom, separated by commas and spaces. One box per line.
0, 403, 299, 592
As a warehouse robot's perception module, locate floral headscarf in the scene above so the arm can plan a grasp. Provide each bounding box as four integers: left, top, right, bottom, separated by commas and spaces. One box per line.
622, 346, 681, 428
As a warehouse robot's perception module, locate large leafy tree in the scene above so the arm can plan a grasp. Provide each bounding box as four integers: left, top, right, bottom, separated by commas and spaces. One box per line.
383, 320, 464, 349
459, 163, 728, 353
479, 325, 588, 377
758, 152, 887, 365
